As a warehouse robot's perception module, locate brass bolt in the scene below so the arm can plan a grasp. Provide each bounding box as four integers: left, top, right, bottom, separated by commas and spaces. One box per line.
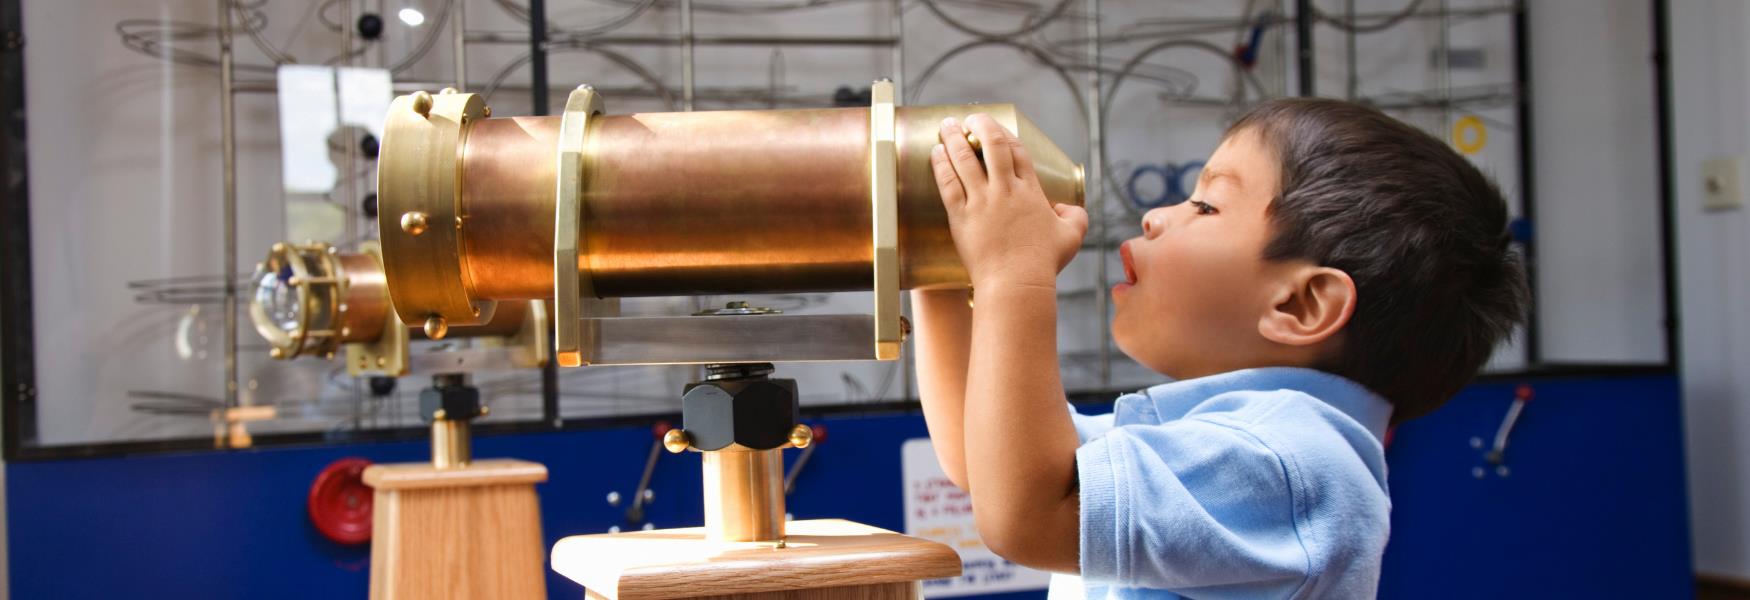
439, 87, 459, 95
269, 347, 284, 359
965, 131, 982, 151
480, 406, 491, 417
898, 315, 912, 344
662, 428, 690, 454
788, 424, 813, 449
400, 211, 429, 236
411, 91, 434, 117
433, 408, 447, 420
424, 315, 449, 339
482, 105, 492, 118
376, 356, 387, 367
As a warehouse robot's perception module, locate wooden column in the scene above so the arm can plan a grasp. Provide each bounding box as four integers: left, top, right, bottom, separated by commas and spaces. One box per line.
364, 459, 549, 600
550, 519, 963, 600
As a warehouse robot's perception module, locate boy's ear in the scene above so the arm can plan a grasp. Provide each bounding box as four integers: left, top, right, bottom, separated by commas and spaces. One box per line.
1258, 265, 1356, 347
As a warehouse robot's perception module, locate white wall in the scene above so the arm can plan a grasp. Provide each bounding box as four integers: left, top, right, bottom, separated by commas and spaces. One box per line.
1670, 0, 1750, 581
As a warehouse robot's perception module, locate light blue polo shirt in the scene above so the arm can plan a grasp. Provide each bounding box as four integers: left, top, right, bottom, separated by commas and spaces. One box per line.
1054, 367, 1393, 599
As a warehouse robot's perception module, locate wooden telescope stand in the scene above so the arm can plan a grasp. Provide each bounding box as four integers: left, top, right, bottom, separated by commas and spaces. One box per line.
551, 365, 962, 599
361, 376, 549, 600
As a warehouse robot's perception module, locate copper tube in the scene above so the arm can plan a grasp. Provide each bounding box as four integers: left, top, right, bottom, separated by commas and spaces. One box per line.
461, 117, 562, 299
700, 449, 787, 542
336, 251, 529, 342
449, 104, 1083, 300
430, 419, 473, 469
335, 252, 391, 344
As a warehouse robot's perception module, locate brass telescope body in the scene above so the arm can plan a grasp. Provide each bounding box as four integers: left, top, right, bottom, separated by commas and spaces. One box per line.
378, 87, 1085, 334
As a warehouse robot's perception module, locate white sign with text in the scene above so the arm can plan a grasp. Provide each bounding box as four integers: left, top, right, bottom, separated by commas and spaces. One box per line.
902, 438, 1053, 597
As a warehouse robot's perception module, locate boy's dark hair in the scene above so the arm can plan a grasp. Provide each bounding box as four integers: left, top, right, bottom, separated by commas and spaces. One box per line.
1229, 98, 1528, 423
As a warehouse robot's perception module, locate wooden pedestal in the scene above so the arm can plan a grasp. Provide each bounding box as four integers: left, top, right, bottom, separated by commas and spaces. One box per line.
363, 459, 549, 600
550, 519, 963, 600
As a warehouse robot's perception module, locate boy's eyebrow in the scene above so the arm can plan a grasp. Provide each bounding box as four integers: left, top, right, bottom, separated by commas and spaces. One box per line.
1198, 167, 1243, 191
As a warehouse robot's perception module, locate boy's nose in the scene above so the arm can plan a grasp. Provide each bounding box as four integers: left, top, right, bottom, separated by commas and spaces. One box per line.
1141, 207, 1171, 239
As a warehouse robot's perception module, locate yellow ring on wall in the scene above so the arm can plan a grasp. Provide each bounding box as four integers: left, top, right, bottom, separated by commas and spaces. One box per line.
1453, 115, 1487, 155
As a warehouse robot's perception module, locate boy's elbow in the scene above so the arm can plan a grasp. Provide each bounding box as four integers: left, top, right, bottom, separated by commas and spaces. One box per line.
973, 497, 1080, 573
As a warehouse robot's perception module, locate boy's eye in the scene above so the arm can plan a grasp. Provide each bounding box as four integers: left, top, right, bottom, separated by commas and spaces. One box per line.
1190, 200, 1219, 215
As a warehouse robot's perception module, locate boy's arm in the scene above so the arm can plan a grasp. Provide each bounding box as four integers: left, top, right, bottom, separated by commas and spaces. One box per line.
931, 115, 1086, 573
910, 288, 974, 490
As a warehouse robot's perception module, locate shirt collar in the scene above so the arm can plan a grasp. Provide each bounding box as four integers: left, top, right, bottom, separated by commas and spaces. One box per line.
1126, 367, 1394, 441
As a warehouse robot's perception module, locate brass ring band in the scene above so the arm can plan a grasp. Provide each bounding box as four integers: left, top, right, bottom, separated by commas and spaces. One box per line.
378, 89, 496, 335
553, 85, 604, 367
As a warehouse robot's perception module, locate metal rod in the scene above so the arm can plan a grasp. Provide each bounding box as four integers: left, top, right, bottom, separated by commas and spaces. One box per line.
681, 0, 695, 112
218, 0, 239, 413
1087, 0, 1108, 386
1507, 0, 1538, 366
453, 0, 468, 89
1651, 0, 1679, 369
466, 31, 900, 47
529, 0, 548, 116
527, 0, 559, 426
1345, 0, 1357, 100
342, 0, 357, 251
1295, 0, 1313, 96
890, 0, 904, 100
1438, 0, 1452, 141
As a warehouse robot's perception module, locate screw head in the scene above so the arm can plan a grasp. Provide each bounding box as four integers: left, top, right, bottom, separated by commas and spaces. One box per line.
410, 91, 434, 117
788, 424, 813, 449
439, 87, 459, 95
269, 347, 284, 359
662, 428, 691, 454
400, 211, 429, 236
423, 315, 449, 340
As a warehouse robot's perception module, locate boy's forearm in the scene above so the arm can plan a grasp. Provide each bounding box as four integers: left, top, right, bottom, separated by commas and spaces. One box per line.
911, 289, 975, 489
962, 282, 1081, 573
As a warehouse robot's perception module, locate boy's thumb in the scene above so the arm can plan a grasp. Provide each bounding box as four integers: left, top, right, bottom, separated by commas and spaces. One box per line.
1055, 203, 1089, 235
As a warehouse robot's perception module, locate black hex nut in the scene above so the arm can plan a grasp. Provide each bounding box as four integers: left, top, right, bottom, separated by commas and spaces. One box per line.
419, 383, 481, 422
681, 378, 799, 451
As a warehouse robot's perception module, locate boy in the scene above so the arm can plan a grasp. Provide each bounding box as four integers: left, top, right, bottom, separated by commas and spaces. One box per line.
914, 98, 1527, 598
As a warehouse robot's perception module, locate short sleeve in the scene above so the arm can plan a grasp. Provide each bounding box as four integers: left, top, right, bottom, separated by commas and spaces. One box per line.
1067, 403, 1116, 444
1076, 417, 1311, 598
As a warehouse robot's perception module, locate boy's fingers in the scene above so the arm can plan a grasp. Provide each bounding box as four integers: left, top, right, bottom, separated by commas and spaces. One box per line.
964, 114, 1015, 190
939, 117, 989, 192
1009, 139, 1039, 186
1054, 203, 1089, 236
931, 144, 966, 209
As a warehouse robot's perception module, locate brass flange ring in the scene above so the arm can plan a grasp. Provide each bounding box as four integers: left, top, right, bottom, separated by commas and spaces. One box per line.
554, 85, 604, 367
377, 90, 496, 336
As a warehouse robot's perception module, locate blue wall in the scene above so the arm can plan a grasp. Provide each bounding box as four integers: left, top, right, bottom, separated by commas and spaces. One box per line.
7, 375, 1691, 599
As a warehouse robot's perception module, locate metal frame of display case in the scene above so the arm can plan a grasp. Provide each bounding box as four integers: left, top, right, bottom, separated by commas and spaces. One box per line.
0, 0, 1678, 461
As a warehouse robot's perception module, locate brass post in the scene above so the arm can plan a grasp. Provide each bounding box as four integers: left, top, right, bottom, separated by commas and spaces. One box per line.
430, 418, 473, 469
701, 449, 786, 542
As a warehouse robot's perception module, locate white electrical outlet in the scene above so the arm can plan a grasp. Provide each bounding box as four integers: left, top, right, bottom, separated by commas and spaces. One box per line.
1702, 155, 1745, 211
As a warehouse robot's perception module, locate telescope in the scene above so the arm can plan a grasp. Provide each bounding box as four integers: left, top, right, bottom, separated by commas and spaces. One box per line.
367, 80, 1083, 599
377, 81, 1083, 366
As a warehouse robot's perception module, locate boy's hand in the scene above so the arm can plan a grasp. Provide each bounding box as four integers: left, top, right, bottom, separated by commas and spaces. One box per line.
932, 114, 1089, 290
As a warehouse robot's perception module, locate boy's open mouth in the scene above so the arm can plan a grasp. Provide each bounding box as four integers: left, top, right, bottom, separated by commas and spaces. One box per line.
1120, 241, 1138, 285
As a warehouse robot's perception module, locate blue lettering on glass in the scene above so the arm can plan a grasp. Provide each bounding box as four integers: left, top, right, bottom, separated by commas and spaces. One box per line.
1126, 160, 1205, 210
